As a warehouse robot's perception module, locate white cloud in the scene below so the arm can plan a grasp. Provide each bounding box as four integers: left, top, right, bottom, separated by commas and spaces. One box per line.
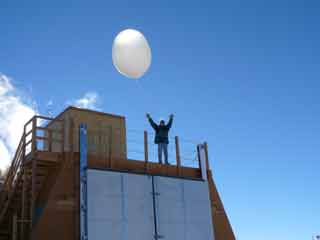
68, 92, 100, 110
45, 99, 54, 117
0, 73, 36, 171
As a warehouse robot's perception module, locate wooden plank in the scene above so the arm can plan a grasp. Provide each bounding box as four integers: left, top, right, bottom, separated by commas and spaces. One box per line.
61, 120, 65, 152
20, 170, 27, 236
36, 136, 62, 143
25, 129, 33, 138
108, 126, 113, 168
175, 136, 182, 176
204, 142, 210, 170
31, 118, 37, 154
36, 127, 62, 134
36, 152, 61, 163
89, 156, 202, 180
35, 115, 63, 122
30, 158, 37, 232
48, 130, 52, 152
12, 213, 17, 240
24, 117, 34, 130
144, 131, 149, 171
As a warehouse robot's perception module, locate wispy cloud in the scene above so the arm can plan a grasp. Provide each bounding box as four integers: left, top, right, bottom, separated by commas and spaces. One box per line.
68, 92, 100, 110
0, 73, 36, 171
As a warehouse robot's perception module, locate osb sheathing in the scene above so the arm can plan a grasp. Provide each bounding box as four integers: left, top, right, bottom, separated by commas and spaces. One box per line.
32, 153, 79, 240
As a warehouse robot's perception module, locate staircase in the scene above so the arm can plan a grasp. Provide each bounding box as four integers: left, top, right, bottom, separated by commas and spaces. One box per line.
0, 115, 64, 240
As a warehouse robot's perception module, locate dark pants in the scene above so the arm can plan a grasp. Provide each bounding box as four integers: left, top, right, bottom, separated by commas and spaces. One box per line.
158, 143, 168, 164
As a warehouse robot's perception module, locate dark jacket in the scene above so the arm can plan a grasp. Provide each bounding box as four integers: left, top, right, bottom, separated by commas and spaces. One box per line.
148, 117, 173, 144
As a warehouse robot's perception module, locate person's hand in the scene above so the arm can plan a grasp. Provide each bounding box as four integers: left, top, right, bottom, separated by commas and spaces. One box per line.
169, 114, 174, 119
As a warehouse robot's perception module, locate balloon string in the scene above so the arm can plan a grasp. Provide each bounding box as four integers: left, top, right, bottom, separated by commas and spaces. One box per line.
134, 78, 150, 99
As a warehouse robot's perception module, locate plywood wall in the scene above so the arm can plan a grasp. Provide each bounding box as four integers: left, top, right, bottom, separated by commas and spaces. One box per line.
49, 107, 127, 161
208, 171, 236, 240
32, 154, 79, 240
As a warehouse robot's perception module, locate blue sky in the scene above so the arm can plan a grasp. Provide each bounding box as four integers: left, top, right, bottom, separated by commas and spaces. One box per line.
1, 0, 320, 239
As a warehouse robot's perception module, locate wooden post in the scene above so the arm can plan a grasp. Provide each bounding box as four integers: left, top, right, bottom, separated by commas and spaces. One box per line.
31, 117, 37, 155
175, 136, 181, 176
196, 145, 201, 170
204, 142, 210, 171
144, 131, 149, 172
29, 117, 38, 234
48, 129, 52, 152
30, 157, 37, 232
61, 119, 65, 153
12, 213, 17, 240
68, 119, 74, 154
20, 127, 26, 239
66, 118, 78, 240
109, 127, 113, 168
20, 172, 26, 239
23, 126, 26, 157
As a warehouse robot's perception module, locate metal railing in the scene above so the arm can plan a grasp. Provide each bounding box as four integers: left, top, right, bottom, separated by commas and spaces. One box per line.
88, 128, 203, 169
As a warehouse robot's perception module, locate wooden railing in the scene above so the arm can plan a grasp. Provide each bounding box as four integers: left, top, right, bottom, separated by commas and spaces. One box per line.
0, 115, 64, 223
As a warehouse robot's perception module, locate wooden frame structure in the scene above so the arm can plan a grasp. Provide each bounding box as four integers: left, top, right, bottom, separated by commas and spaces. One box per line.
0, 115, 65, 240
0, 107, 235, 240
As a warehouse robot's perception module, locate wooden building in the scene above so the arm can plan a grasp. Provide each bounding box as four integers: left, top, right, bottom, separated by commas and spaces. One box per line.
0, 107, 235, 240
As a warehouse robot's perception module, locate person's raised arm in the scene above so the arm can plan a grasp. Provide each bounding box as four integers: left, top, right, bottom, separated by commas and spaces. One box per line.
146, 113, 158, 130
166, 114, 174, 129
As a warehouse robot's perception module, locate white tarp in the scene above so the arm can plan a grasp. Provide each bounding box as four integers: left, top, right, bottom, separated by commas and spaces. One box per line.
87, 169, 214, 240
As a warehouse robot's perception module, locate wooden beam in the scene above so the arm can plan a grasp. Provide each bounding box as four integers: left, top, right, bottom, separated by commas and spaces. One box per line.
61, 119, 65, 153
144, 131, 149, 171
12, 213, 17, 240
20, 172, 26, 239
36, 126, 62, 133
175, 136, 181, 176
48, 129, 52, 152
36, 136, 63, 143
204, 142, 210, 171
30, 158, 37, 233
109, 127, 113, 168
31, 117, 37, 155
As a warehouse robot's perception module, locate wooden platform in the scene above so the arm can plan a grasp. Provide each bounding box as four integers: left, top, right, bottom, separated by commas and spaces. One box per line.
0, 108, 236, 240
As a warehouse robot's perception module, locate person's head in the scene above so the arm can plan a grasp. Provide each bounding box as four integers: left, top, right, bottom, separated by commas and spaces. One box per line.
159, 120, 165, 126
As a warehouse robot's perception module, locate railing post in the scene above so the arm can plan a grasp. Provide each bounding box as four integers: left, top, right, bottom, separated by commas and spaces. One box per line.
29, 117, 38, 234
197, 144, 208, 181
23, 126, 26, 158
48, 129, 52, 152
144, 131, 149, 172
31, 117, 37, 155
204, 142, 210, 171
175, 136, 181, 176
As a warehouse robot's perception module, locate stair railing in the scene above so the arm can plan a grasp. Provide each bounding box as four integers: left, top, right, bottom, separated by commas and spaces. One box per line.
0, 115, 64, 225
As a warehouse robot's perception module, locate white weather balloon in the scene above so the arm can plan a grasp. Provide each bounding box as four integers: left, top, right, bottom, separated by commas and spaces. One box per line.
112, 29, 152, 79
